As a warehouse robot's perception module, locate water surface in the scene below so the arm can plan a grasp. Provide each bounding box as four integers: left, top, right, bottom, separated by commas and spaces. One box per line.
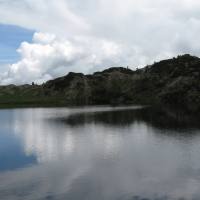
0, 106, 200, 200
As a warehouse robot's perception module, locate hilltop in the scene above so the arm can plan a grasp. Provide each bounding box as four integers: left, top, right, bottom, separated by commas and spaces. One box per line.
0, 54, 199, 112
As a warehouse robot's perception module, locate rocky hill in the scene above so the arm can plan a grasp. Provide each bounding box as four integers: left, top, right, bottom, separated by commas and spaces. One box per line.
0, 54, 199, 112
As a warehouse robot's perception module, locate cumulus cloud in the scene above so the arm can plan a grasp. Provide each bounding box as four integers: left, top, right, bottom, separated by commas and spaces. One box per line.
1, 0, 200, 84
0, 32, 125, 84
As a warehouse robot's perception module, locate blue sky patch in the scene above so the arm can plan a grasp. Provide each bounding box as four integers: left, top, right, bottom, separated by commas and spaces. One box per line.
0, 24, 34, 65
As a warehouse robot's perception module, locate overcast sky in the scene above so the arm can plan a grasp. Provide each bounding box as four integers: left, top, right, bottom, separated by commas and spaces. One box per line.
0, 0, 200, 84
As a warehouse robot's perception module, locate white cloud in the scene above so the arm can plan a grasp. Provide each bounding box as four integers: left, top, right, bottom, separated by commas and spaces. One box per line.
0, 32, 125, 84
1, 0, 200, 84
0, 0, 89, 36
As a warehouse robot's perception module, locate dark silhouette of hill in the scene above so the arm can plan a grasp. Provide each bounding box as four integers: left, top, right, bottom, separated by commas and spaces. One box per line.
0, 54, 199, 112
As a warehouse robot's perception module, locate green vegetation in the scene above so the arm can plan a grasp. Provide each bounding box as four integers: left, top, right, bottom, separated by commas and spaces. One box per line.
0, 54, 199, 112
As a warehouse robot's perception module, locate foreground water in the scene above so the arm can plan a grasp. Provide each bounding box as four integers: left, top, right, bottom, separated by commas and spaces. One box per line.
0, 106, 200, 200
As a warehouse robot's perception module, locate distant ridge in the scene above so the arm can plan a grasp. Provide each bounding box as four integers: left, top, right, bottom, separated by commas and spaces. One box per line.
0, 54, 199, 112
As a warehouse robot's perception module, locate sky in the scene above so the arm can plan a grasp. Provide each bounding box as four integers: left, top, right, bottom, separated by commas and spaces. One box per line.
0, 0, 200, 84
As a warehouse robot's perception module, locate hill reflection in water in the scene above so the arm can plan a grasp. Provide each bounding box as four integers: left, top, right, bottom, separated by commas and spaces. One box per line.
53, 106, 200, 131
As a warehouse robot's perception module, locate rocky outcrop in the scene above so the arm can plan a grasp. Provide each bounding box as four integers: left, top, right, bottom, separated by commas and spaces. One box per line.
0, 54, 199, 112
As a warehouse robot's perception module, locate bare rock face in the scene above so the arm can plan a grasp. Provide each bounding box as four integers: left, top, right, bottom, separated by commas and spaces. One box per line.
0, 54, 199, 112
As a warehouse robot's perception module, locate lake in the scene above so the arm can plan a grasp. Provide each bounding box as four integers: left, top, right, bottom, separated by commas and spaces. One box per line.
0, 106, 200, 200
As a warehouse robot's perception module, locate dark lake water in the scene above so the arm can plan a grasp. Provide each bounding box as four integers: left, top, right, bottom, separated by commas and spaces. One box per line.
0, 106, 200, 200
